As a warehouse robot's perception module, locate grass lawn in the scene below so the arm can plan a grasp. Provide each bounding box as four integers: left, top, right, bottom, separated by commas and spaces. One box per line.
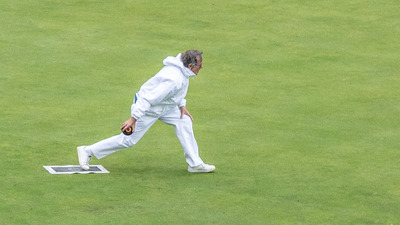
1, 0, 399, 224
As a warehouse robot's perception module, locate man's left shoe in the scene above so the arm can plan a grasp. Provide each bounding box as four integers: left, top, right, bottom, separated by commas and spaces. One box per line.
77, 146, 91, 170
188, 163, 216, 173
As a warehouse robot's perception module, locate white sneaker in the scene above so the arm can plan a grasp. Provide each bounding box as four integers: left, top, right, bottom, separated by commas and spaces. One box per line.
77, 146, 91, 170
188, 163, 215, 173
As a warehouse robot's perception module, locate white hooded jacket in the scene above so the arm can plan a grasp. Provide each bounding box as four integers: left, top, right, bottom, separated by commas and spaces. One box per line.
130, 53, 196, 120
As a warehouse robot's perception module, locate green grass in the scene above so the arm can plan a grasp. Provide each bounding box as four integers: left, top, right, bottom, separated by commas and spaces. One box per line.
1, 0, 400, 224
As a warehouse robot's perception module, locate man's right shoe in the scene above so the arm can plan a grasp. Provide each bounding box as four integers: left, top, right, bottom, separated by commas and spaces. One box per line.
188, 163, 216, 173
77, 146, 91, 170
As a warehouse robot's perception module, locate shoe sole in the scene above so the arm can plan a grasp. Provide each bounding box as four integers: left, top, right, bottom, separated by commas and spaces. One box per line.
188, 167, 215, 173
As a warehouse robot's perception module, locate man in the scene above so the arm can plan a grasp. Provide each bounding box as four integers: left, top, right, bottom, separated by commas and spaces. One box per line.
77, 50, 215, 173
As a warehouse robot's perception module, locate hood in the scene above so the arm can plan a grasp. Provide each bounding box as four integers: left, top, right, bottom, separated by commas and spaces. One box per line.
163, 53, 196, 77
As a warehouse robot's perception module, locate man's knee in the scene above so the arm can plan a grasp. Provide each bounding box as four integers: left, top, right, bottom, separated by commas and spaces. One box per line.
180, 115, 193, 124
119, 134, 136, 148
175, 116, 194, 134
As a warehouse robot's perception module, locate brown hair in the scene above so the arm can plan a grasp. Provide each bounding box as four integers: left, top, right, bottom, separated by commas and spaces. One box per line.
181, 50, 203, 68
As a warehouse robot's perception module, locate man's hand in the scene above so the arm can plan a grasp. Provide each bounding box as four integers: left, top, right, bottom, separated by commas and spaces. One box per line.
121, 117, 137, 133
180, 106, 193, 121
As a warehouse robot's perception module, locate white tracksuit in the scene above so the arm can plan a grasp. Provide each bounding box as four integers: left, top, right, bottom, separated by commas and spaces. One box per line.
86, 53, 204, 167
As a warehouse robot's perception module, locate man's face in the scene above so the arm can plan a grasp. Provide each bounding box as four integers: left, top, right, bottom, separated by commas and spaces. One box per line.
189, 56, 203, 75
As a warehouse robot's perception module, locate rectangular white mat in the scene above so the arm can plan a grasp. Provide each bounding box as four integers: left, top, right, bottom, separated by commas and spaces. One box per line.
43, 165, 109, 174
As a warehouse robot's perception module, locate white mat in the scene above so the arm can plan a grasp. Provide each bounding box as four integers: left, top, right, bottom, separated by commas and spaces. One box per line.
43, 165, 109, 174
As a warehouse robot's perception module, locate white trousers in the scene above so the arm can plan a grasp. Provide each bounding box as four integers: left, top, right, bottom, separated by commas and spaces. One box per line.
87, 106, 204, 167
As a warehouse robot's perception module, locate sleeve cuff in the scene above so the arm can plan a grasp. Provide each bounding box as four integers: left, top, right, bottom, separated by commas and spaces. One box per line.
178, 99, 187, 108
